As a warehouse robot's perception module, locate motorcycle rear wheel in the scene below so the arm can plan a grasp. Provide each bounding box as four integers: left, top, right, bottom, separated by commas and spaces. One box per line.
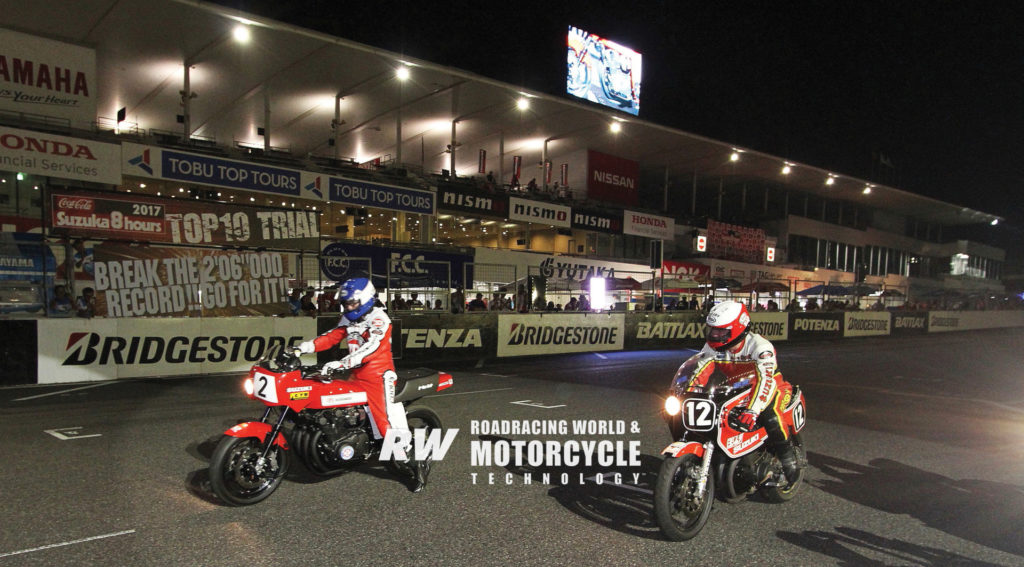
759, 460, 803, 503
209, 435, 288, 506
385, 406, 443, 476
654, 454, 715, 541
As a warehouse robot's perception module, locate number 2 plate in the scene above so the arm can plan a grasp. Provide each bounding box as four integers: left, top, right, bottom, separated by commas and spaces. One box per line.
682, 398, 717, 431
252, 372, 279, 403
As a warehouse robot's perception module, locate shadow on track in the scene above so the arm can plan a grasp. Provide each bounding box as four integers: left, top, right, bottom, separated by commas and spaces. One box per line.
808, 452, 1024, 558
477, 434, 664, 539
777, 526, 1006, 567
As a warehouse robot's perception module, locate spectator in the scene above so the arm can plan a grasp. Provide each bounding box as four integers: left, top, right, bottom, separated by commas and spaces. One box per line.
318, 286, 338, 313
509, 173, 521, 192
805, 298, 819, 311
766, 299, 779, 312
467, 293, 487, 311
408, 292, 424, 308
451, 285, 465, 313
566, 297, 579, 311
75, 287, 96, 318
287, 288, 302, 316
688, 295, 699, 310
516, 284, 529, 313
546, 301, 556, 311
392, 294, 407, 311
434, 299, 444, 310
300, 288, 318, 317
526, 178, 538, 193
578, 294, 591, 311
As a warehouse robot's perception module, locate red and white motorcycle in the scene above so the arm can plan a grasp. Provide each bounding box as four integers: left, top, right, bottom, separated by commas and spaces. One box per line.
654, 354, 807, 540
208, 345, 452, 505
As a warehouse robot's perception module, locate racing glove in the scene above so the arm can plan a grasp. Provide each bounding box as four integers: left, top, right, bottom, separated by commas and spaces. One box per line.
296, 340, 316, 354
321, 358, 352, 376
735, 409, 759, 432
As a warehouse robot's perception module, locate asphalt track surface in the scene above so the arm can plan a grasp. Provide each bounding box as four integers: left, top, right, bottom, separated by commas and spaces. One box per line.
2, 329, 1024, 566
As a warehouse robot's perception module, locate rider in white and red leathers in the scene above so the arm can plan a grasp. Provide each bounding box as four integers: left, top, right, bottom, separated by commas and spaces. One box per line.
692, 300, 802, 481
296, 276, 429, 491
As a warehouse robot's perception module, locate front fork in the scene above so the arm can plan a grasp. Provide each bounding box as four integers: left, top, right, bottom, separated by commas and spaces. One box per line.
260, 406, 290, 461
694, 441, 715, 500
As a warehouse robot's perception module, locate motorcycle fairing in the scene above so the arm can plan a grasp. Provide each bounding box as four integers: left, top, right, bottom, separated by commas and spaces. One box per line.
781, 387, 807, 435
717, 391, 768, 458
661, 440, 704, 458
224, 421, 288, 449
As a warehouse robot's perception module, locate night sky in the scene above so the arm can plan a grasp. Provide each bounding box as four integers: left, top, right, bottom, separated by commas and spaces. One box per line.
217, 1, 1023, 268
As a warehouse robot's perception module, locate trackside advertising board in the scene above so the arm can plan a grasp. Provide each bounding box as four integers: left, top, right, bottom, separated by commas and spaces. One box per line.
628, 313, 703, 349
1, 125, 120, 184
788, 312, 843, 340
843, 312, 891, 337
36, 317, 314, 383
749, 312, 789, 341
891, 312, 928, 335
497, 313, 624, 357
927, 311, 1024, 333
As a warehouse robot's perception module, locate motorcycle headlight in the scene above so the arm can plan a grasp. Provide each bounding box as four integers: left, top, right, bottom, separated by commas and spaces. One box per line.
664, 395, 682, 416
243, 378, 254, 396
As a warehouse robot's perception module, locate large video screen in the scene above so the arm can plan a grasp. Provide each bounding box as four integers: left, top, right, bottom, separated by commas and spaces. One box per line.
566, 26, 642, 116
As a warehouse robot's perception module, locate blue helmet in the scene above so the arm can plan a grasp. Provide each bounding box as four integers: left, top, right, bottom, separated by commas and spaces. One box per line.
339, 277, 376, 321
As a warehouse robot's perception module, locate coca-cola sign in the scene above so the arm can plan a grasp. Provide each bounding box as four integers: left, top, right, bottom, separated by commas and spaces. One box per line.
56, 197, 94, 211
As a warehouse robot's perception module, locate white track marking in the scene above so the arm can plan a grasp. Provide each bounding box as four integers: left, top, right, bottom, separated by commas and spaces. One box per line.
434, 387, 514, 397
13, 382, 115, 401
0, 530, 135, 558
594, 352, 608, 359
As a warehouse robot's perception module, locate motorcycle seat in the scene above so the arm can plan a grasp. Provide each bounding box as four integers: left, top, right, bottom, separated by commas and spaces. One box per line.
394, 368, 441, 403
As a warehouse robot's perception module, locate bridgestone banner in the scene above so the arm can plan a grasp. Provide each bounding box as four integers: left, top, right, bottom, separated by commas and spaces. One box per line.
843, 312, 891, 337
36, 317, 314, 383
750, 312, 788, 341
497, 313, 624, 357
92, 244, 291, 317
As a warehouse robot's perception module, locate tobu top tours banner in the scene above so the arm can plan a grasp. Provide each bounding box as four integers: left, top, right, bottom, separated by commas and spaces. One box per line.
92, 244, 291, 317
50, 191, 319, 249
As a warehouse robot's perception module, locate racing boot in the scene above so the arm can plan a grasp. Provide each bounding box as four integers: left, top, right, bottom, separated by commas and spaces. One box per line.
411, 457, 431, 493
773, 442, 800, 483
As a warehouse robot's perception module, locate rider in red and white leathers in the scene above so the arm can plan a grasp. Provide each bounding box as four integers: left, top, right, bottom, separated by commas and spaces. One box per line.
692, 300, 802, 481
296, 276, 429, 491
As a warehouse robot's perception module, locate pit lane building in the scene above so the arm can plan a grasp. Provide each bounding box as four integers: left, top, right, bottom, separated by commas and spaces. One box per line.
0, 1, 1008, 335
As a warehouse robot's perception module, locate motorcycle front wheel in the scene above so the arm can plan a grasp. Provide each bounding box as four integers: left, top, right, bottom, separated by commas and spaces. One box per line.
209, 435, 289, 506
654, 454, 715, 541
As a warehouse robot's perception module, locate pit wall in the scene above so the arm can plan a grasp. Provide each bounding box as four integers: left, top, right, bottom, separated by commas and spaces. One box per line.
5, 310, 1023, 385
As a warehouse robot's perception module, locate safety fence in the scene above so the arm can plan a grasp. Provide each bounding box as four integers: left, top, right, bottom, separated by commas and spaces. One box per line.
6, 310, 1023, 385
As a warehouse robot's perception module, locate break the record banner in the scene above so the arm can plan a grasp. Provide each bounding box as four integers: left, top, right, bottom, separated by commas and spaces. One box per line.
50, 191, 319, 249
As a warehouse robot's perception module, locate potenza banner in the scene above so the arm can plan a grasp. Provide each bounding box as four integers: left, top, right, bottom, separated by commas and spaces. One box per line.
497, 313, 624, 357
788, 312, 843, 339
92, 244, 291, 317
50, 191, 319, 249
623, 210, 674, 240
844, 312, 891, 337
438, 187, 508, 218
122, 142, 322, 200
509, 197, 571, 228
0, 125, 120, 184
36, 317, 313, 383
587, 150, 638, 206
0, 28, 97, 126
328, 177, 435, 215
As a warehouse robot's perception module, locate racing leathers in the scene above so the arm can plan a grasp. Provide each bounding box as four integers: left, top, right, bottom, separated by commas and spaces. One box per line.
307, 306, 409, 445
693, 332, 802, 480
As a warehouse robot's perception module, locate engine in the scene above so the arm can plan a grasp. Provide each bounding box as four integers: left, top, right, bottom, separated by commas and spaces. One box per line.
295, 406, 372, 473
